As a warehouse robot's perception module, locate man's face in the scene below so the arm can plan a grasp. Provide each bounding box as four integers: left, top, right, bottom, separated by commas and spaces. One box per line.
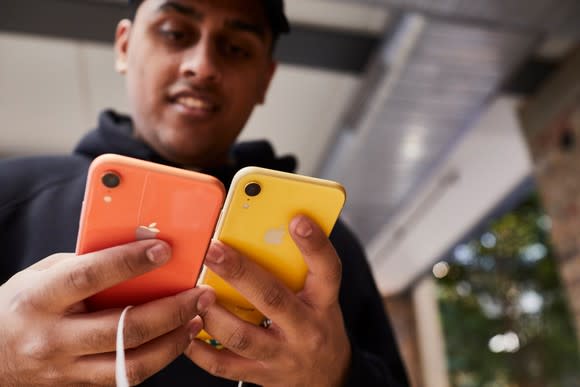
115, 0, 277, 166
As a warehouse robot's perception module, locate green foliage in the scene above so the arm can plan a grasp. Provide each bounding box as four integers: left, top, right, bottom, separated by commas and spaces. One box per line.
436, 193, 580, 387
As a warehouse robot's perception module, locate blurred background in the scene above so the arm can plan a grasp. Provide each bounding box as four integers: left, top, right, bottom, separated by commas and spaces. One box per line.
2, 0, 580, 385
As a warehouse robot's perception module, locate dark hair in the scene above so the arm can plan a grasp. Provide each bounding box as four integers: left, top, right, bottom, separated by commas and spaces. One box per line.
128, 0, 142, 18
128, 0, 289, 48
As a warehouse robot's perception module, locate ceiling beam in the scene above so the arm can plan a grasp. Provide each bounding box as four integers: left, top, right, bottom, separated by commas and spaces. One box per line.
334, 0, 580, 39
0, 0, 380, 74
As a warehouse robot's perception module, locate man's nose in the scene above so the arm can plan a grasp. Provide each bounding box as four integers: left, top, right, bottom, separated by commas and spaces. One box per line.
179, 41, 221, 83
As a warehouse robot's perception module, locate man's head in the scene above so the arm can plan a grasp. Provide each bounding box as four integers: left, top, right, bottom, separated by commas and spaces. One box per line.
129, 0, 290, 50
115, 0, 290, 167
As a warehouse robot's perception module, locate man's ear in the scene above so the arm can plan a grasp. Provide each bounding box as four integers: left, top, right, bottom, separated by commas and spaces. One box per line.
114, 19, 133, 74
258, 60, 278, 105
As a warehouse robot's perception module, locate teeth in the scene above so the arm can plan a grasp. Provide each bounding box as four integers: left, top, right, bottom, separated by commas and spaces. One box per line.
176, 96, 212, 110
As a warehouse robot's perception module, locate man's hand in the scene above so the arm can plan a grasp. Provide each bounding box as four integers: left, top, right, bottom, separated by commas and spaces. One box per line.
186, 215, 352, 387
0, 240, 215, 386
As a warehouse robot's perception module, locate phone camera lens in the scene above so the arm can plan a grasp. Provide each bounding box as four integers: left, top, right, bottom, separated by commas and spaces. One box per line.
244, 182, 261, 197
101, 172, 121, 189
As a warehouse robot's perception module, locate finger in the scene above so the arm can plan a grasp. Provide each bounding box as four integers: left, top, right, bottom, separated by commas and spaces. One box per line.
31, 240, 172, 311
72, 319, 203, 386
27, 252, 72, 272
200, 301, 280, 361
289, 215, 342, 308
203, 241, 306, 333
185, 339, 266, 384
62, 286, 215, 355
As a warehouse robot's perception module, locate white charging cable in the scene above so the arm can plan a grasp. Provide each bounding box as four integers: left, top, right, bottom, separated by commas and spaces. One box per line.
116, 305, 133, 387
116, 306, 247, 387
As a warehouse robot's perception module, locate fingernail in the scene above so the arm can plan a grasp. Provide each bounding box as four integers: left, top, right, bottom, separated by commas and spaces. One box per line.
197, 290, 215, 312
146, 243, 170, 264
295, 217, 313, 238
189, 319, 203, 341
205, 244, 224, 264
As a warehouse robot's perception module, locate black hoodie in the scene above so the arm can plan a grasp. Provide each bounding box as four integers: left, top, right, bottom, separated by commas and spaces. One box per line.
0, 110, 409, 386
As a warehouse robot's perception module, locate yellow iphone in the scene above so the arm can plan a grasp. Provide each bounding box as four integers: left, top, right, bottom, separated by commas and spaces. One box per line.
197, 166, 346, 343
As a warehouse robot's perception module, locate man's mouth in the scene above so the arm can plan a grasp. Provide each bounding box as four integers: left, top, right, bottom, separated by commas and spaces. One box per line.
174, 96, 217, 111
172, 95, 218, 113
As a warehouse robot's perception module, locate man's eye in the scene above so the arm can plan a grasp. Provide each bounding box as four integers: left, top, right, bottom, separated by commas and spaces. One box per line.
160, 29, 187, 42
224, 43, 250, 59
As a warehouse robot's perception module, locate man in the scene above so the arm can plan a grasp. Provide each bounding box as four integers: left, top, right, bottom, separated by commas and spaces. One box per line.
0, 0, 409, 385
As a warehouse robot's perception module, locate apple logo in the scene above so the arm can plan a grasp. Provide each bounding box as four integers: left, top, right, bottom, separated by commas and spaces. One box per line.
135, 222, 160, 240
264, 226, 285, 245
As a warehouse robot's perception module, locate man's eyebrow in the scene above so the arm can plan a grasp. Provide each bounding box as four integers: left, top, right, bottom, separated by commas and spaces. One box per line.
156, 2, 268, 42
225, 20, 267, 42
157, 1, 202, 21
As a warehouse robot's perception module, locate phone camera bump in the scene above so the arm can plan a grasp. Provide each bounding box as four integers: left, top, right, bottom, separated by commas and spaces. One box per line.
101, 171, 121, 189
244, 182, 261, 197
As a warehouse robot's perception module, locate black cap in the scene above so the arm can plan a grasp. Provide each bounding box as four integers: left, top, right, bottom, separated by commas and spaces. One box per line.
262, 0, 291, 36
128, 1, 290, 36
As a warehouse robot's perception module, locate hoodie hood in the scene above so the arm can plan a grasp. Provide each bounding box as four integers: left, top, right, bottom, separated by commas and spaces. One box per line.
74, 110, 297, 187
75, 110, 176, 166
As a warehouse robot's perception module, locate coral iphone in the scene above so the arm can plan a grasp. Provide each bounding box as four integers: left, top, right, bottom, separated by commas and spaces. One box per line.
197, 166, 346, 342
76, 154, 225, 310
